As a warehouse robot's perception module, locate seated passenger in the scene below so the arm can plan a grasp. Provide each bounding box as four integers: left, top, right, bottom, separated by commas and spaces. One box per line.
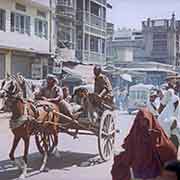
34, 74, 77, 120
62, 86, 72, 103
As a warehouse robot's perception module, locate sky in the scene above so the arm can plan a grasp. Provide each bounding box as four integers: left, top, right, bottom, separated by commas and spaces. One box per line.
107, 0, 180, 30
35, 0, 180, 30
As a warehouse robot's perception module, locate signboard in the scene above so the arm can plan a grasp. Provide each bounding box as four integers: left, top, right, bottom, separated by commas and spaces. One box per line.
53, 58, 62, 74
32, 64, 42, 79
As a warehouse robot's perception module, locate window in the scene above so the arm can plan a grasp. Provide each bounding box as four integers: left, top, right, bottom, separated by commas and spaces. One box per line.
11, 12, 31, 35
91, 2, 100, 17
37, 10, 46, 18
153, 40, 167, 50
114, 37, 131, 40
90, 35, 99, 52
102, 39, 105, 54
134, 36, 143, 40
153, 33, 167, 40
16, 3, 26, 12
0, 9, 6, 31
57, 0, 73, 6
132, 32, 142, 36
35, 18, 48, 39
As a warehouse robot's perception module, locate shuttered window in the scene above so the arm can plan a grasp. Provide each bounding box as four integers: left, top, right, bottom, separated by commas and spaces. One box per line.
11, 12, 31, 35
25, 16, 30, 35
34, 18, 48, 39
0, 9, 6, 31
11, 12, 15, 32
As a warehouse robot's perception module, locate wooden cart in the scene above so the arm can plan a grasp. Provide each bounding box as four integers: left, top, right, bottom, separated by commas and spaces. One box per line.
35, 95, 116, 161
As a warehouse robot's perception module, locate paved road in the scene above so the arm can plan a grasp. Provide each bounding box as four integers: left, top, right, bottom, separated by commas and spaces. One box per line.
0, 112, 135, 180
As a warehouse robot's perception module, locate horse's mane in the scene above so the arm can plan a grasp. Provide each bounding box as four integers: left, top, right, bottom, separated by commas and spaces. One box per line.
8, 75, 34, 100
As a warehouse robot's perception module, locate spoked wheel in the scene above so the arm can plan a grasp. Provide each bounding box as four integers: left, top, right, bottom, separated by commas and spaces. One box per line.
98, 110, 115, 161
35, 132, 58, 155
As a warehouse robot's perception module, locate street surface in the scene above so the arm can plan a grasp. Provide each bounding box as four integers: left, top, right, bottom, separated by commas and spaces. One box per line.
0, 111, 135, 180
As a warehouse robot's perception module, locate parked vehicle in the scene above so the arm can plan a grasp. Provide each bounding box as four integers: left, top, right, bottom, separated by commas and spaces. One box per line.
128, 83, 155, 114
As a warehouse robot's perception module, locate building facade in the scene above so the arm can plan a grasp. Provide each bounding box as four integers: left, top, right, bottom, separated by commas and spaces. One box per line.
142, 14, 180, 66
55, 0, 111, 64
56, 0, 77, 62
106, 28, 145, 63
106, 22, 114, 40
0, 0, 55, 79
76, 0, 107, 64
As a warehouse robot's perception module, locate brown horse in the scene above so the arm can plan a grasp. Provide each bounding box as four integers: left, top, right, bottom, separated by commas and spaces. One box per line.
0, 75, 59, 179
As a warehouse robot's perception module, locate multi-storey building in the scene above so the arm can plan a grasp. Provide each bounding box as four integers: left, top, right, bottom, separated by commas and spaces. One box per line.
76, 0, 108, 64
56, 0, 77, 62
56, 0, 76, 49
142, 13, 180, 66
0, 0, 55, 79
106, 22, 114, 63
106, 28, 145, 63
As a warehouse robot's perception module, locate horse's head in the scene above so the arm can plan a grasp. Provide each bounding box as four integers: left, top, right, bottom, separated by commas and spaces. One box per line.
0, 76, 23, 111
0, 76, 21, 97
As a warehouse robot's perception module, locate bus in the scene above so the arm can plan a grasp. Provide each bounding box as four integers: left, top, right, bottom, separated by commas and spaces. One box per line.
128, 83, 155, 114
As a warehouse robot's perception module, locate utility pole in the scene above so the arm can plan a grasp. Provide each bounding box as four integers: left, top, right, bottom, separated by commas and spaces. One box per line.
49, 0, 52, 53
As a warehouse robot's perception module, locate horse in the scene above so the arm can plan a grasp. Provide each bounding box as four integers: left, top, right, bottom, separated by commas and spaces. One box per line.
0, 75, 60, 179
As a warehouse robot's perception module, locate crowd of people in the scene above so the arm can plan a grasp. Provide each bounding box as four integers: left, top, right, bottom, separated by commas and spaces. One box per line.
112, 75, 180, 180
34, 70, 180, 180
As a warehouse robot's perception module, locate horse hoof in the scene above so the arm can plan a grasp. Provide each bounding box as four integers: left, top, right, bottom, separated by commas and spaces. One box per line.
14, 159, 23, 170
9, 154, 15, 161
18, 174, 26, 179
40, 167, 49, 173
53, 150, 61, 158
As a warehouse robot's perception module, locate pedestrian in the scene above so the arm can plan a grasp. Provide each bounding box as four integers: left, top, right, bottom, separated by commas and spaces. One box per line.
111, 108, 177, 180
147, 89, 159, 118
163, 160, 180, 180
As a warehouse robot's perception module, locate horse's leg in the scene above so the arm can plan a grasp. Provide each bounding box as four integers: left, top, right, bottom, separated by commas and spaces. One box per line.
18, 136, 30, 179
40, 133, 49, 172
40, 151, 48, 172
9, 135, 21, 161
22, 136, 30, 164
52, 134, 60, 157
9, 135, 24, 170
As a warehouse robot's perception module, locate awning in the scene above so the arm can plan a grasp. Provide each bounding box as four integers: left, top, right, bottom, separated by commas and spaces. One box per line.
63, 64, 94, 84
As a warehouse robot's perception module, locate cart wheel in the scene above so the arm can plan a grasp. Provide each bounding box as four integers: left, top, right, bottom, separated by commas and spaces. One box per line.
35, 132, 58, 155
98, 110, 115, 161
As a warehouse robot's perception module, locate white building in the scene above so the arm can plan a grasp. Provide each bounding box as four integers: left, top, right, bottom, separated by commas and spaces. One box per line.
76, 0, 109, 65
106, 28, 145, 63
142, 14, 180, 66
0, 0, 55, 79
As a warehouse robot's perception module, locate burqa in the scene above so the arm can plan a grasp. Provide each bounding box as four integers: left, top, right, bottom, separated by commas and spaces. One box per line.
111, 108, 177, 180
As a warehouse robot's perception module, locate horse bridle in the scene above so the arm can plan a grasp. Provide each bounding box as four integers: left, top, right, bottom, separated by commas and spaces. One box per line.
0, 78, 24, 102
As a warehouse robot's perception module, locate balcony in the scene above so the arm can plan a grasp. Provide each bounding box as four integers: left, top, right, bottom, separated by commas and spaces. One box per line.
76, 49, 106, 64
91, 0, 106, 6
83, 50, 106, 64
56, 5, 76, 20
85, 12, 106, 30
56, 0, 74, 8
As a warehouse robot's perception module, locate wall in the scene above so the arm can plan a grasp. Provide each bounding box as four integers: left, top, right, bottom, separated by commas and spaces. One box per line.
0, 0, 50, 53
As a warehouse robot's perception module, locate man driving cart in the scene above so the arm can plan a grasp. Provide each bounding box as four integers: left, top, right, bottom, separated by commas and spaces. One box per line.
93, 65, 114, 107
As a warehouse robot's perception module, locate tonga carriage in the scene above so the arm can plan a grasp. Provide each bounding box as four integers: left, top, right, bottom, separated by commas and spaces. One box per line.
35, 87, 116, 161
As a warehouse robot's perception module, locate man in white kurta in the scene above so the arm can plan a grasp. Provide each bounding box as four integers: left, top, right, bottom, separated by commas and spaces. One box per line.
147, 90, 159, 118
